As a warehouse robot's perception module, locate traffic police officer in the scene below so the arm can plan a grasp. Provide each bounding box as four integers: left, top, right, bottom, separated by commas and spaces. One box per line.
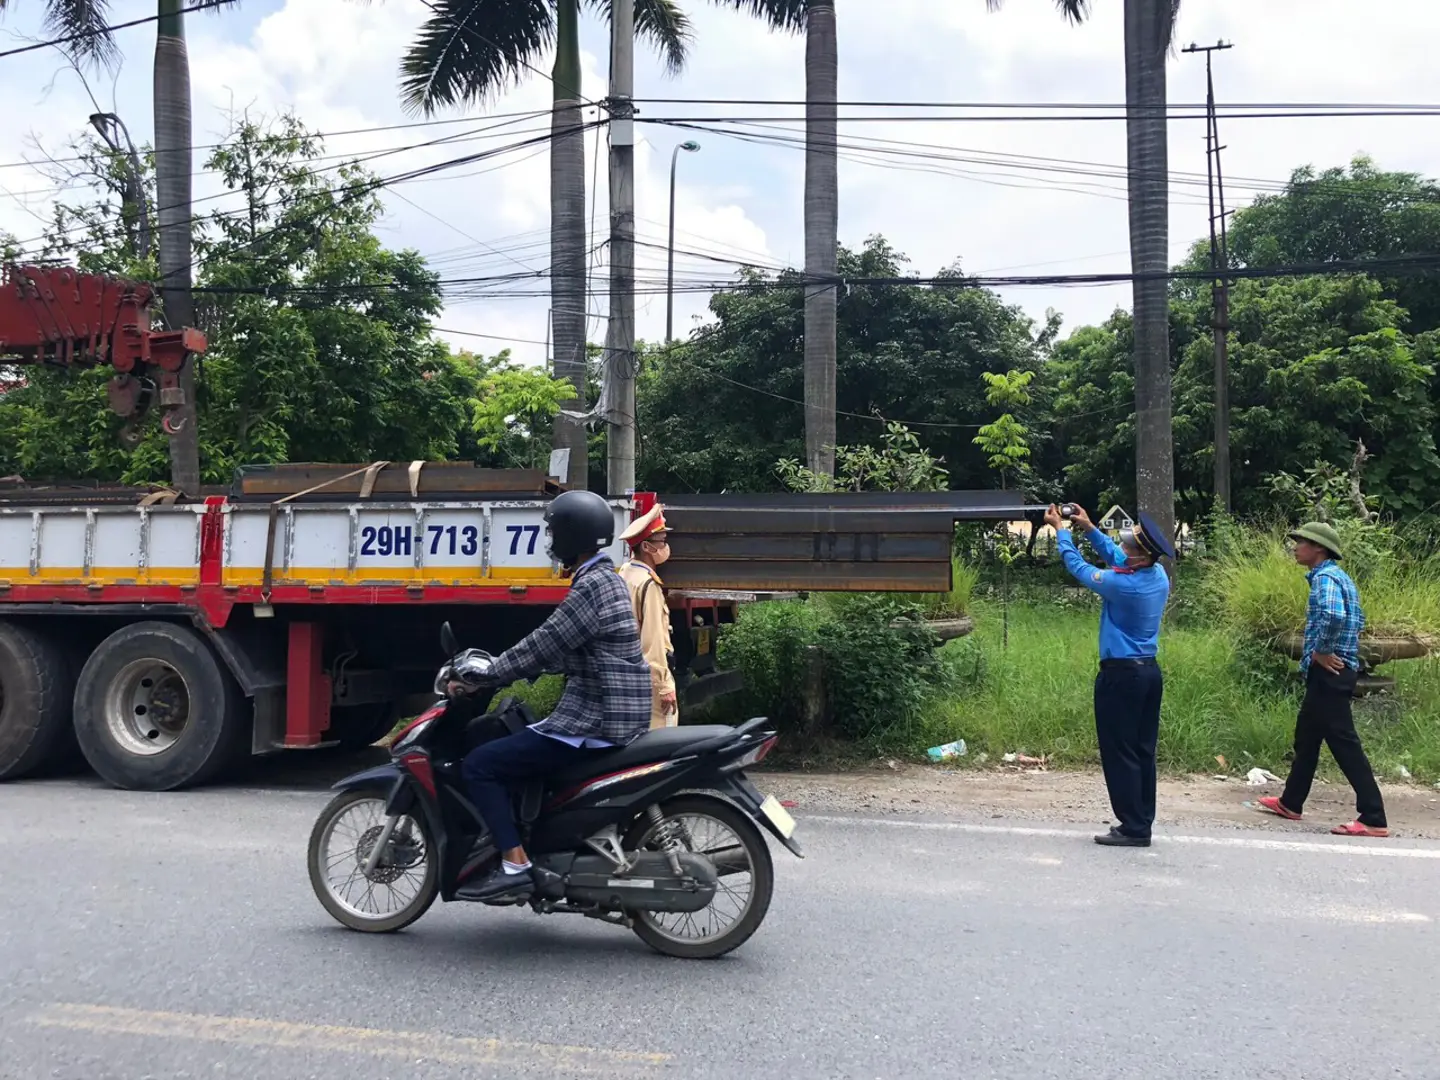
618, 503, 679, 728
1046, 502, 1173, 847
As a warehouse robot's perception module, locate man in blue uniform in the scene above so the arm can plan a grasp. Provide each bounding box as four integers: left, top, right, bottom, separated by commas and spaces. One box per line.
1045, 503, 1173, 847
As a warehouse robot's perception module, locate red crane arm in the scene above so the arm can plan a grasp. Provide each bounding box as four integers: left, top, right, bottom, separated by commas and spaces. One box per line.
0, 264, 207, 442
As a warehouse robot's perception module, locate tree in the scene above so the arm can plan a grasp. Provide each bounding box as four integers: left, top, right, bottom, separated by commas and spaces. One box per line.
465, 350, 580, 467
153, 0, 217, 494
717, 1, 1086, 480
776, 420, 948, 493
0, 0, 241, 492
4, 116, 521, 483
397, 1, 818, 489
972, 369, 1034, 489
1050, 274, 1440, 521
637, 235, 1049, 493
1124, 0, 1181, 549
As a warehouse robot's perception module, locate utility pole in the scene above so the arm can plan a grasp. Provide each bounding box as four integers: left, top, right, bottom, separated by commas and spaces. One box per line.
1184, 39, 1234, 513
604, 0, 637, 496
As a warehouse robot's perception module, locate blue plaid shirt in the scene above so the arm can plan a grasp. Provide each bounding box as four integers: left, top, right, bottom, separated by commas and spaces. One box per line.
490, 554, 652, 745
1301, 560, 1365, 673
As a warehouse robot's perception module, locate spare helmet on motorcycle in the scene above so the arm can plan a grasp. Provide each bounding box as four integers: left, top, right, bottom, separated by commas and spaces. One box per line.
544, 489, 615, 567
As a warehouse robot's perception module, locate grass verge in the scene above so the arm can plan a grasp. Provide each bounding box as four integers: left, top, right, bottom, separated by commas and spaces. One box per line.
911, 600, 1440, 783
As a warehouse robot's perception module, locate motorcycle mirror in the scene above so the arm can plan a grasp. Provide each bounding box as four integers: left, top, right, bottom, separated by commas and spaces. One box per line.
440, 622, 459, 656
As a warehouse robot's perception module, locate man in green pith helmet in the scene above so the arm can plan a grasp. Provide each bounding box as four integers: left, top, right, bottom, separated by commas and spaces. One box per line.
1253, 522, 1389, 838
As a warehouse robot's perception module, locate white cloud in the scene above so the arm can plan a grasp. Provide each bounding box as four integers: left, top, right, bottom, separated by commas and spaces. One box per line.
1, 0, 1437, 372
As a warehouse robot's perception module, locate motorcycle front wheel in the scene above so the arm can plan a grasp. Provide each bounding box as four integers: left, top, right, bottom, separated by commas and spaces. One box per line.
623, 794, 775, 960
308, 790, 439, 933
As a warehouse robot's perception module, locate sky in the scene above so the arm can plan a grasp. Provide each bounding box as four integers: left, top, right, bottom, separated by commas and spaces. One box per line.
1, 0, 1437, 371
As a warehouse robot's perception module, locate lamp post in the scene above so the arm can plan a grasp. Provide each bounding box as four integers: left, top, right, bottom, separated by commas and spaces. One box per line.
666, 140, 701, 343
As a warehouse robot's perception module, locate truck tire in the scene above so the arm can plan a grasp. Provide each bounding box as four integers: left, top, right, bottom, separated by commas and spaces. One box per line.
73, 622, 249, 791
0, 621, 77, 781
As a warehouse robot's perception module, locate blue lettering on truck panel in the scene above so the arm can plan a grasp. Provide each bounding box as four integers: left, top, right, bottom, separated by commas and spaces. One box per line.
358, 524, 481, 557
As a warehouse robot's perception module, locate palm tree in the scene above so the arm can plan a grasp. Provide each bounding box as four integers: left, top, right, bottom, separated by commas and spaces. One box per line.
1124, 0, 1180, 545
395, 0, 692, 490
154, 0, 204, 494
721, 1, 1088, 478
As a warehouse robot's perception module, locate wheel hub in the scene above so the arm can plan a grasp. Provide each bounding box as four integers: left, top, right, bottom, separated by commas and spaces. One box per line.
103, 660, 192, 756
355, 825, 423, 884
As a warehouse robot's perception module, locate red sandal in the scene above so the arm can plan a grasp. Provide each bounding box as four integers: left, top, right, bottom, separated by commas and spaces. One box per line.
1331, 820, 1389, 838
1252, 796, 1302, 821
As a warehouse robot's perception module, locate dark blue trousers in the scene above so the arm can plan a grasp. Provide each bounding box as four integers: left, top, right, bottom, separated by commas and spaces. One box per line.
460, 729, 593, 853
1094, 661, 1164, 839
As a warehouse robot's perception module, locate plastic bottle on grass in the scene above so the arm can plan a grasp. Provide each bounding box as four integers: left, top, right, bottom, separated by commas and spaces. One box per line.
927, 739, 967, 763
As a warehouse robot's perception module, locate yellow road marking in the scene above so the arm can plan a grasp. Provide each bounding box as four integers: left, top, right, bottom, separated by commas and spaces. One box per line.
30, 1003, 669, 1073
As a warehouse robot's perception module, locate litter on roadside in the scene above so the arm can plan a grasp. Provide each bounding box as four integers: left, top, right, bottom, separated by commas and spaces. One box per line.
1001, 752, 1048, 770
1246, 767, 1283, 785
926, 739, 967, 762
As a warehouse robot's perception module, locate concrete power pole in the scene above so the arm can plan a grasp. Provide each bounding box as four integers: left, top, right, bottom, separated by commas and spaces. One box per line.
1184, 40, 1234, 512
604, 0, 637, 496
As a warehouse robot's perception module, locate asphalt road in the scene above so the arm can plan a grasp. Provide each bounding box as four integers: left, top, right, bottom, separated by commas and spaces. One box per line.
2, 772, 1438, 1080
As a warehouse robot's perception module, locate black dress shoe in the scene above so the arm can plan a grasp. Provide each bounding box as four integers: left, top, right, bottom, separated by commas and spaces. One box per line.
1094, 827, 1151, 848
456, 866, 535, 901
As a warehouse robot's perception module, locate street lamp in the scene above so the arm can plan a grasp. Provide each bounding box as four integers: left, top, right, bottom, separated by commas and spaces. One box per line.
666, 140, 701, 343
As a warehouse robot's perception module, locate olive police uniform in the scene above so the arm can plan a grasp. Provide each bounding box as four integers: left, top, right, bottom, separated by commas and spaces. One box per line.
618, 505, 678, 729
1057, 514, 1173, 842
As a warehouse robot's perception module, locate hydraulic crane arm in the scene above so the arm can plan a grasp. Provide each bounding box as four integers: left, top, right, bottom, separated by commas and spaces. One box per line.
0, 264, 207, 445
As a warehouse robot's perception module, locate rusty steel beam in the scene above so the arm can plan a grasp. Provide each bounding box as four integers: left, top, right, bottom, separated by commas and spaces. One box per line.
658, 489, 1038, 593
659, 559, 954, 592
672, 532, 952, 562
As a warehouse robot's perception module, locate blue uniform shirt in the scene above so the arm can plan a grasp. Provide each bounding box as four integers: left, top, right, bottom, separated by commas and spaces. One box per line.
1301, 560, 1364, 673
1057, 526, 1170, 660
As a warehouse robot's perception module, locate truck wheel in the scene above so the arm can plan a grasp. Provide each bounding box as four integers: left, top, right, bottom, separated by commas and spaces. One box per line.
0, 622, 77, 781
74, 622, 248, 791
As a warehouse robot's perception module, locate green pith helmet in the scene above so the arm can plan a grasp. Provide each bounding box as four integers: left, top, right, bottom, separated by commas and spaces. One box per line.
1288, 522, 1343, 560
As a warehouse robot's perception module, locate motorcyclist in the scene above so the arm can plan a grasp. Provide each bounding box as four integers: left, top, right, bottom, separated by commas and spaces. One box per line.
454, 489, 652, 902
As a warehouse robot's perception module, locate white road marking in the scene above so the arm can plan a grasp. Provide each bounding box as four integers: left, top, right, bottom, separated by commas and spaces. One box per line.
801, 814, 1440, 859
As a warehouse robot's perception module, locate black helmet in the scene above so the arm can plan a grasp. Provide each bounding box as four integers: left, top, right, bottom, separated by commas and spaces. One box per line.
544, 490, 615, 566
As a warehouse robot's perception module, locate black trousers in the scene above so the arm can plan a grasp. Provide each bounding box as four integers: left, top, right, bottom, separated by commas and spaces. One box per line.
460, 729, 593, 853
1280, 666, 1387, 828
1094, 661, 1164, 839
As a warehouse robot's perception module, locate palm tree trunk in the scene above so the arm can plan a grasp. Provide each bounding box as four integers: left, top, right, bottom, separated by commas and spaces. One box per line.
154, 0, 201, 494
1124, 0, 1175, 544
802, 0, 837, 477
550, 0, 589, 490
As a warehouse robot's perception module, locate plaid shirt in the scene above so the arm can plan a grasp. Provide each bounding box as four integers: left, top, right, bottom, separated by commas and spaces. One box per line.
1301, 560, 1365, 673
490, 554, 652, 744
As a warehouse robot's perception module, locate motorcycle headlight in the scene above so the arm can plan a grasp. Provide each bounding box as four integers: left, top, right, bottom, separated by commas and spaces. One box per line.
391, 704, 444, 754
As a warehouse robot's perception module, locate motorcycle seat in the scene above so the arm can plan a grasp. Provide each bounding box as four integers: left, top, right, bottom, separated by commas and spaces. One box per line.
547, 725, 738, 785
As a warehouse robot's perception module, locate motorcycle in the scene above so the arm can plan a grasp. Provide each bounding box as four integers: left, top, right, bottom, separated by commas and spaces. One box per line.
306, 623, 802, 959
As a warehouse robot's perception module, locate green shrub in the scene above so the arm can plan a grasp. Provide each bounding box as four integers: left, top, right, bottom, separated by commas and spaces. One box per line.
820, 594, 950, 740
487, 675, 566, 717
718, 594, 954, 742
716, 599, 827, 729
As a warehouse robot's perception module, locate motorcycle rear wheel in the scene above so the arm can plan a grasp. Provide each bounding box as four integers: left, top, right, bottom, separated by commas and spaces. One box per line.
623, 794, 775, 960
308, 790, 439, 933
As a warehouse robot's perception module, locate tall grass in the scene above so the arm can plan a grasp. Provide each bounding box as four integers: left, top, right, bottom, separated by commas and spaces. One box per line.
913, 601, 1440, 782
915, 556, 978, 619
1197, 529, 1440, 641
